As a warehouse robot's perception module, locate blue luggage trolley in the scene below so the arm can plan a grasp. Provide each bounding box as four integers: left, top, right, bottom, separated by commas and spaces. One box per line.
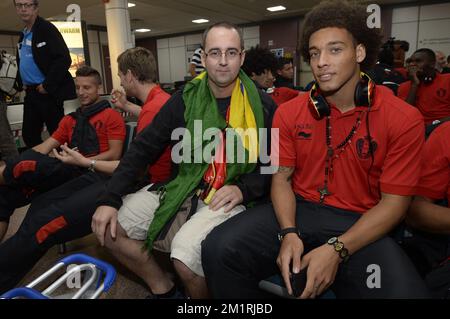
0, 254, 116, 299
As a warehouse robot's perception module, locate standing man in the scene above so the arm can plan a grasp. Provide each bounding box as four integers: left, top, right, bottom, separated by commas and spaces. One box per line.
15, 0, 76, 147
202, 0, 429, 299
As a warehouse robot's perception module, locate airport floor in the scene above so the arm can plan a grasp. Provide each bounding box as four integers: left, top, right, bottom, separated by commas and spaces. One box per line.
2, 205, 166, 299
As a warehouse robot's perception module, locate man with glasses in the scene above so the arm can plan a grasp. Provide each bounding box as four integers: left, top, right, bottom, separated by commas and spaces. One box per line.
14, 0, 76, 148
91, 22, 276, 298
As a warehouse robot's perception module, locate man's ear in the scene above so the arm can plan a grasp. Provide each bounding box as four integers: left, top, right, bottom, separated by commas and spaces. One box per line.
201, 51, 206, 68
356, 44, 366, 64
126, 69, 134, 82
240, 50, 246, 67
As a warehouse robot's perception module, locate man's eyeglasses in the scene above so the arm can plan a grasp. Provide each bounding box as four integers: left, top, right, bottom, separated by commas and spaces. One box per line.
15, 2, 36, 9
204, 49, 243, 60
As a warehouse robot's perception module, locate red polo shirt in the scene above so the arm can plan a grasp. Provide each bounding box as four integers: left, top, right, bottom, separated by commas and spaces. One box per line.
415, 122, 450, 206
272, 85, 425, 213
398, 73, 450, 124
269, 87, 300, 106
52, 107, 126, 156
137, 85, 171, 183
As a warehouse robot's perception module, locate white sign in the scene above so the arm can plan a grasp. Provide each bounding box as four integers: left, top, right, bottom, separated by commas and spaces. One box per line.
51, 21, 86, 77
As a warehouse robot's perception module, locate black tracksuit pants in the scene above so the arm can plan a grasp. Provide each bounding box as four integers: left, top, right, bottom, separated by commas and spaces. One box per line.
202, 198, 431, 299
22, 89, 65, 148
0, 172, 109, 294
0, 149, 84, 223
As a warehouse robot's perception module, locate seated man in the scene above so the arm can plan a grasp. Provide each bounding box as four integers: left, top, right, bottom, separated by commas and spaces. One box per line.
397, 48, 450, 125
0, 65, 125, 241
91, 22, 276, 299
242, 46, 299, 106
0, 47, 172, 294
274, 57, 295, 89
202, 1, 430, 299
408, 122, 450, 298
368, 42, 406, 95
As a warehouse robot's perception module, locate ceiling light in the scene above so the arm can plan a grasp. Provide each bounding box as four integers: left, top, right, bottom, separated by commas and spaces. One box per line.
135, 28, 151, 33
128, 2, 136, 8
267, 6, 286, 12
192, 19, 209, 24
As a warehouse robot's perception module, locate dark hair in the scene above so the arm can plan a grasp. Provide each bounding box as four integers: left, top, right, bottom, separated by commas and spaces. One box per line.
378, 48, 394, 67
117, 47, 157, 83
300, 0, 383, 72
413, 48, 436, 64
202, 22, 244, 50
394, 40, 409, 52
447, 55, 450, 64
13, 0, 39, 5
276, 57, 293, 70
242, 46, 278, 76
75, 65, 102, 85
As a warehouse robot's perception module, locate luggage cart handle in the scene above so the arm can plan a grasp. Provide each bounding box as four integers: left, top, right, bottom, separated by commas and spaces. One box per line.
1, 287, 49, 299
58, 254, 116, 292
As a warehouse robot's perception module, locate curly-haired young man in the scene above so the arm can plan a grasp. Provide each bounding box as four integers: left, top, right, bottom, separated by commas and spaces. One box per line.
202, 0, 430, 298
242, 46, 300, 106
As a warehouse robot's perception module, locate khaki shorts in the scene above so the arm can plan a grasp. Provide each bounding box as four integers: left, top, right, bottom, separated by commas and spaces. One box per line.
117, 184, 160, 241
117, 185, 245, 276
170, 201, 245, 277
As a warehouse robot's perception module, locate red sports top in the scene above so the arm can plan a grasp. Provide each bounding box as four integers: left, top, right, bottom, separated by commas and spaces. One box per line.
272, 85, 425, 213
398, 73, 450, 125
415, 122, 450, 206
137, 85, 172, 183
52, 107, 125, 155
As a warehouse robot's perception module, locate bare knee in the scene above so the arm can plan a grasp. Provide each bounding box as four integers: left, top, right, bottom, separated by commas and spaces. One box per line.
104, 223, 127, 250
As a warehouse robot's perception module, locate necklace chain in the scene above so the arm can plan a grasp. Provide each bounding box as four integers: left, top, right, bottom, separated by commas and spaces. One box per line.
318, 111, 366, 203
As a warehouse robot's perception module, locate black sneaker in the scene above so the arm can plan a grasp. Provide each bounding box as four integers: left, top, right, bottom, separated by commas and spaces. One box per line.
145, 286, 187, 299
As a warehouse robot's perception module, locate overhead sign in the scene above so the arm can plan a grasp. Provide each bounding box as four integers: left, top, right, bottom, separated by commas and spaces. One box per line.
51, 21, 86, 77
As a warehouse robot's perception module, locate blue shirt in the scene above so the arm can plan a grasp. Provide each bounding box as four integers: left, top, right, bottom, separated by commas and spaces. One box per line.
19, 30, 45, 85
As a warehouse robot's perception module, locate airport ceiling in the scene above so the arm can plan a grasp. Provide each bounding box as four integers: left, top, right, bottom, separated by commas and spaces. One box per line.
1, 0, 418, 38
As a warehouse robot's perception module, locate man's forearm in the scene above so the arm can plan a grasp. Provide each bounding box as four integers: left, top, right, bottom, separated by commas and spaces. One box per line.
339, 194, 410, 255
271, 169, 297, 229
405, 84, 419, 106
124, 102, 141, 117
408, 197, 450, 235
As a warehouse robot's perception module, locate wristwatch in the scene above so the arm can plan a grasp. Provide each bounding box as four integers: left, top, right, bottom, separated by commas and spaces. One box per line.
278, 227, 301, 242
327, 237, 349, 262
88, 159, 97, 172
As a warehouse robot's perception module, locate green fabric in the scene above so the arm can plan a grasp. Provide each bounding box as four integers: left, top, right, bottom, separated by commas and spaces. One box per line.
145, 70, 264, 250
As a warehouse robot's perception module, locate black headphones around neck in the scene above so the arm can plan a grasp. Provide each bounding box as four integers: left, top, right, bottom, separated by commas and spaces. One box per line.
308, 72, 376, 120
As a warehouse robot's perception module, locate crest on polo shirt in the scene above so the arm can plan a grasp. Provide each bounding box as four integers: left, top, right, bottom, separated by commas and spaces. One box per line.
356, 136, 378, 159
295, 123, 313, 140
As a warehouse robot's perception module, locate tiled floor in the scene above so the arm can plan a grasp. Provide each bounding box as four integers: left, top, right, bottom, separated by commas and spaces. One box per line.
4, 205, 158, 299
